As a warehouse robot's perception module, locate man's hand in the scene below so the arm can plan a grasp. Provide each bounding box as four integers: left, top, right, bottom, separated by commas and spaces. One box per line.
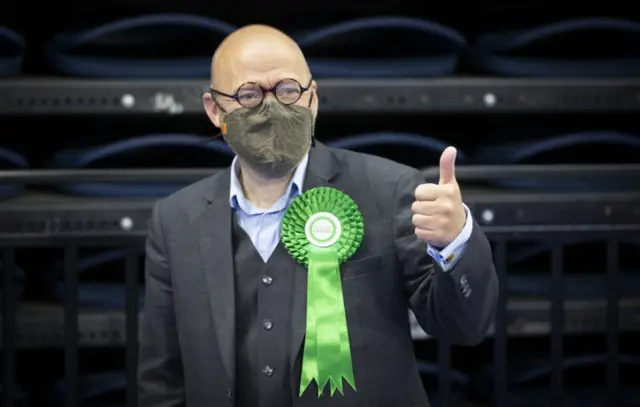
411, 147, 466, 248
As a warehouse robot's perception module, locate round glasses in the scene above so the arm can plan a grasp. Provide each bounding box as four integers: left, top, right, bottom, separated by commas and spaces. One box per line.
209, 78, 312, 109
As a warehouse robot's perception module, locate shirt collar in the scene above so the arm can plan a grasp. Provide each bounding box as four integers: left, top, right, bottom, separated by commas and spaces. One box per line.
229, 153, 309, 213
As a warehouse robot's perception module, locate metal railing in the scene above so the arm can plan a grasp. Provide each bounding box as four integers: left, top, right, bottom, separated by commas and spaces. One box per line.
1, 234, 633, 407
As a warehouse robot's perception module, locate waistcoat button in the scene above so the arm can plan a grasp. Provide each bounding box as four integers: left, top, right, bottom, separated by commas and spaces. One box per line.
263, 319, 273, 330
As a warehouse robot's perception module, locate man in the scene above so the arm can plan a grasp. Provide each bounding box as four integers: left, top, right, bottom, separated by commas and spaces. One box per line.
138, 25, 498, 407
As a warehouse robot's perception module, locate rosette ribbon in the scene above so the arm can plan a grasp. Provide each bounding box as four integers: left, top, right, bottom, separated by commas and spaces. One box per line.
281, 187, 364, 397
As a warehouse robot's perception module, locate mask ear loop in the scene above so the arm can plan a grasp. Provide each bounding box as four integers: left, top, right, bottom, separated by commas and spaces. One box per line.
308, 92, 316, 147
203, 93, 228, 144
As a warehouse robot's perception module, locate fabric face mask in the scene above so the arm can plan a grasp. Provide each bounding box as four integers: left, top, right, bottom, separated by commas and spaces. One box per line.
221, 97, 314, 179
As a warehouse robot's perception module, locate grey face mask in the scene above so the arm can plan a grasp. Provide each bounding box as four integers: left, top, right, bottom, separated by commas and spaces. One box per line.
221, 97, 314, 179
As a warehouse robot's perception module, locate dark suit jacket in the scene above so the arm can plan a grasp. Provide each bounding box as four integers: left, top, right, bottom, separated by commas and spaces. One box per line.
138, 142, 499, 407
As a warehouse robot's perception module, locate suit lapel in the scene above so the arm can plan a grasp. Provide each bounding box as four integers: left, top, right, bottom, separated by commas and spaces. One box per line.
195, 169, 236, 382
289, 142, 339, 370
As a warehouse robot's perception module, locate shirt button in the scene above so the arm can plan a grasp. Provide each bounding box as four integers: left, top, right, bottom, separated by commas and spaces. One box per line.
263, 365, 274, 376
263, 319, 273, 330
262, 275, 273, 285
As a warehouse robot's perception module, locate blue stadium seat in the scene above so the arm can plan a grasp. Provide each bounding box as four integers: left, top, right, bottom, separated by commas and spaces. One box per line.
467, 18, 640, 77
0, 147, 29, 199
327, 132, 465, 168
48, 134, 233, 197
44, 14, 236, 78
0, 26, 25, 76
45, 250, 144, 308
294, 17, 465, 78
473, 131, 640, 191
504, 238, 640, 302
473, 354, 640, 406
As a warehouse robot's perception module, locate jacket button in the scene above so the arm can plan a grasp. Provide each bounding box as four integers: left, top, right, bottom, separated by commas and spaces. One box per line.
263, 365, 274, 376
263, 319, 273, 330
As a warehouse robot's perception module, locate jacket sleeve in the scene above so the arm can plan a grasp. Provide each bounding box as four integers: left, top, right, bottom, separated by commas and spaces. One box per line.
138, 200, 186, 407
393, 168, 499, 346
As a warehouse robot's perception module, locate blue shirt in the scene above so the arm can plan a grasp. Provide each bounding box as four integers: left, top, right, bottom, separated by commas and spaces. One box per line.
229, 154, 473, 271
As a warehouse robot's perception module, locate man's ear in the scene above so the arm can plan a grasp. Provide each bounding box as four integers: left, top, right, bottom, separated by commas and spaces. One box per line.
203, 92, 221, 128
310, 80, 319, 119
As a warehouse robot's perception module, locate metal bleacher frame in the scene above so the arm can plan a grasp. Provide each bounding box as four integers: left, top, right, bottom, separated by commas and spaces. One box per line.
2, 77, 640, 114
1, 77, 640, 407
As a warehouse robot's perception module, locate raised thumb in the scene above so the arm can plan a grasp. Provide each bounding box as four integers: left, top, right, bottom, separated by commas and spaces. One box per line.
439, 146, 457, 185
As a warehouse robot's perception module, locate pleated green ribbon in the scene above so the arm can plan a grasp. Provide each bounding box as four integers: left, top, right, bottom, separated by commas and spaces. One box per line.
281, 187, 364, 397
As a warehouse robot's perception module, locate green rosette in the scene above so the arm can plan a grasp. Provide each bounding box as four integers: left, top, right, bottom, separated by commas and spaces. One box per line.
281, 187, 364, 397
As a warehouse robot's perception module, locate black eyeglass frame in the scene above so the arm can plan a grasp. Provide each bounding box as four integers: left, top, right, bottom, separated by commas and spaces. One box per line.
208, 77, 313, 109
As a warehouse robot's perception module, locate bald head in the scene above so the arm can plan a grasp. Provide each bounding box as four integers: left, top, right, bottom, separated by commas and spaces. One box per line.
203, 24, 317, 130
211, 25, 311, 92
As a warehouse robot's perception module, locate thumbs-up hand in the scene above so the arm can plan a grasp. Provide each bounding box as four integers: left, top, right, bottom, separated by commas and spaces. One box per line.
411, 147, 466, 247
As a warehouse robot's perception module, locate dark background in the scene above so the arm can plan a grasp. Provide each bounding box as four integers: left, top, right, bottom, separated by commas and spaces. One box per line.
1, 0, 639, 406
